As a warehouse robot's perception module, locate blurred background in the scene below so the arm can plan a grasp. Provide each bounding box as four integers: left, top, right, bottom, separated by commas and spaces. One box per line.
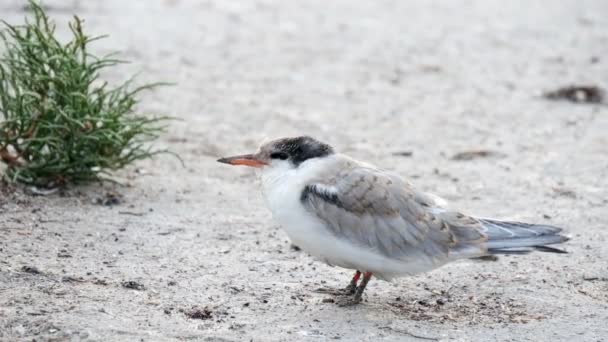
1, 0, 607, 341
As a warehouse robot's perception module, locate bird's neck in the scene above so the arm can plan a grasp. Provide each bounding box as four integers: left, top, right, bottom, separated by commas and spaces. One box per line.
260, 155, 337, 193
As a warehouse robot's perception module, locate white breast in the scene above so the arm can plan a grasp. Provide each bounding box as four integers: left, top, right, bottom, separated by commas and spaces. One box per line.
260, 158, 332, 254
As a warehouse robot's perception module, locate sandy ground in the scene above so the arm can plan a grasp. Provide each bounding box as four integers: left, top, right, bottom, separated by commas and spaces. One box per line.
1, 0, 608, 341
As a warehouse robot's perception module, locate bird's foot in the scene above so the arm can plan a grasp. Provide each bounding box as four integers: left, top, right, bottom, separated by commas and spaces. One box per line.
315, 271, 370, 307
314, 284, 357, 296
335, 295, 362, 307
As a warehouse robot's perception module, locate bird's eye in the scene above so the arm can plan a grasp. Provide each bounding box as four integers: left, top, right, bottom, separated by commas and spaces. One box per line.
270, 152, 289, 160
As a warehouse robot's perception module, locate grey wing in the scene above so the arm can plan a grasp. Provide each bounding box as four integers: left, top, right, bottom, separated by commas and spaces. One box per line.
300, 167, 488, 264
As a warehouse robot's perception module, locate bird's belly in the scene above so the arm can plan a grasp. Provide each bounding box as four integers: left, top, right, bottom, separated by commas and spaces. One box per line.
268, 197, 334, 259
270, 200, 434, 280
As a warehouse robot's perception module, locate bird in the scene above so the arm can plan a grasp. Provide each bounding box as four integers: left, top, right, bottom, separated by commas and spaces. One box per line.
217, 136, 569, 306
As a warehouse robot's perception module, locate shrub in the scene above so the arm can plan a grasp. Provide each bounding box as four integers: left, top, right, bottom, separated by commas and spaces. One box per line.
0, 1, 171, 186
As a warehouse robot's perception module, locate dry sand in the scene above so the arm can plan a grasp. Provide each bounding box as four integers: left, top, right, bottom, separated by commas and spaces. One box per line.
1, 0, 607, 341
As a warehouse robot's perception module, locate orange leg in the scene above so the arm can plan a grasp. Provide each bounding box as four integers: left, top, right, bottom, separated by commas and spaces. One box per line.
315, 270, 362, 296
353, 272, 372, 302
344, 270, 361, 294
337, 272, 372, 306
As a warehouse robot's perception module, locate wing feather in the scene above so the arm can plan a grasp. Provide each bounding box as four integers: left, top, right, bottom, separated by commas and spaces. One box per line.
300, 166, 488, 262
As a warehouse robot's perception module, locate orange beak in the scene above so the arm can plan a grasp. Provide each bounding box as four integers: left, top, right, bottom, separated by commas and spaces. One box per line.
217, 154, 268, 168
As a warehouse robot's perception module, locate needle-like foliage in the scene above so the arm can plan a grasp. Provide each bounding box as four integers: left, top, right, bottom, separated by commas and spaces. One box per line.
0, 1, 171, 186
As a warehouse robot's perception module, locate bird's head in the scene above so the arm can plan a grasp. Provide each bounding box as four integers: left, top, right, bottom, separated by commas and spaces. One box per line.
217, 136, 334, 171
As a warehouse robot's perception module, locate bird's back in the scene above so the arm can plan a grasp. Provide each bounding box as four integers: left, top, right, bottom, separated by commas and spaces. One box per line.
296, 155, 569, 278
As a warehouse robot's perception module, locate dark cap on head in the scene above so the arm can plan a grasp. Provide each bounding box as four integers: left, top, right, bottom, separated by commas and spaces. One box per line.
263, 136, 334, 166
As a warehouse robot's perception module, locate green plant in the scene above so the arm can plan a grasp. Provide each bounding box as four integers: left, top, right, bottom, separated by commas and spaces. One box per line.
0, 1, 171, 186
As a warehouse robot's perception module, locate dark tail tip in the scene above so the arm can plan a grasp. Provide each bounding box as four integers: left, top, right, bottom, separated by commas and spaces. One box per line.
534, 245, 568, 254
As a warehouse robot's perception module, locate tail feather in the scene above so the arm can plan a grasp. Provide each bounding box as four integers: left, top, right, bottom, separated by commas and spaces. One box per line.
478, 218, 569, 255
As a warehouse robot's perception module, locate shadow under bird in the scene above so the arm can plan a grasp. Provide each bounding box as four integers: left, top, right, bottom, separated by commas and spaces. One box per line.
218, 136, 569, 306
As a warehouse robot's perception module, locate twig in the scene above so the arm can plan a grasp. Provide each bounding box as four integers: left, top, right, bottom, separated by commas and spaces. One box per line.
379, 327, 439, 341
118, 211, 146, 216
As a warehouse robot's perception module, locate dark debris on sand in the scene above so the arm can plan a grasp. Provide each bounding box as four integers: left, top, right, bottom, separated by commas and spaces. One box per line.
182, 306, 213, 320
94, 191, 123, 206
451, 150, 506, 161
21, 266, 42, 274
544, 85, 605, 104
121, 281, 145, 291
